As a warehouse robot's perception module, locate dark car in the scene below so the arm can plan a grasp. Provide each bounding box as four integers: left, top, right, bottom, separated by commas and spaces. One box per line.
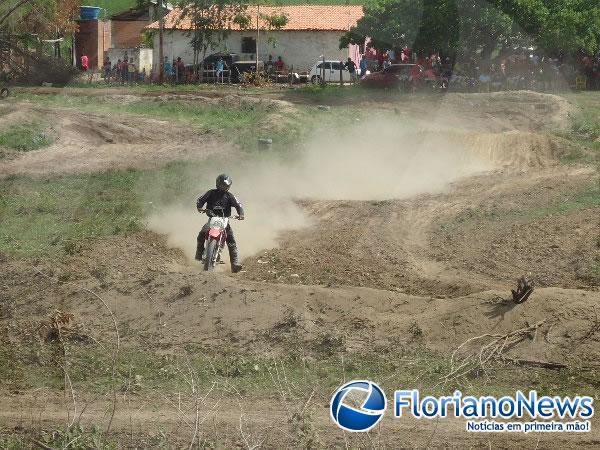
186, 55, 263, 83
360, 64, 416, 89
185, 53, 239, 82
202, 52, 238, 68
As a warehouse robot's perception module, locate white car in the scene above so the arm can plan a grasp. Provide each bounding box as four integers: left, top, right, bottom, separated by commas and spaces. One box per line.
308, 60, 356, 84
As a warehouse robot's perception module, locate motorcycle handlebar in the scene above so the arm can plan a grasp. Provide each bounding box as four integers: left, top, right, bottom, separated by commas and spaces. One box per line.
198, 209, 242, 220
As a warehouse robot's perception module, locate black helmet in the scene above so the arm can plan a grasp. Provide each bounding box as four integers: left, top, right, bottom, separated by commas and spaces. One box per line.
216, 173, 232, 191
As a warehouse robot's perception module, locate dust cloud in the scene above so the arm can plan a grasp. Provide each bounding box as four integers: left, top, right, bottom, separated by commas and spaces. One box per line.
146, 117, 494, 261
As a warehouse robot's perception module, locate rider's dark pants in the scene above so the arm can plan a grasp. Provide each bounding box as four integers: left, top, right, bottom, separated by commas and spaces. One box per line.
195, 223, 238, 263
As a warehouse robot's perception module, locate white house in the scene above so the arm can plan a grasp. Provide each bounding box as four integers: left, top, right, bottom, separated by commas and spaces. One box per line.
147, 5, 363, 71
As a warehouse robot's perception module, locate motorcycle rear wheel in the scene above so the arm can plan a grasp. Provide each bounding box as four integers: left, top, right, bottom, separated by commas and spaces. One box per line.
203, 239, 219, 271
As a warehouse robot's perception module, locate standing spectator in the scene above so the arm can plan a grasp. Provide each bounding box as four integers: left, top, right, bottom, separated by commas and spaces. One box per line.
140, 67, 147, 83
121, 57, 128, 84
103, 57, 111, 82
176, 57, 184, 83
431, 54, 441, 75
80, 51, 89, 71
163, 57, 172, 82
359, 57, 368, 77
265, 54, 274, 74
400, 49, 408, 63
115, 59, 122, 82
388, 48, 395, 63
127, 58, 136, 84
344, 57, 357, 84
274, 56, 284, 72
377, 51, 384, 70
215, 57, 225, 83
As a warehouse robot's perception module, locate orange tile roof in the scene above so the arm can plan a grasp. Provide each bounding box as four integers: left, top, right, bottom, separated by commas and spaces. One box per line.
147, 5, 363, 32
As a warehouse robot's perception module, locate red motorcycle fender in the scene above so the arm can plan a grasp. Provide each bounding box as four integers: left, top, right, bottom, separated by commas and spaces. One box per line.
208, 228, 222, 239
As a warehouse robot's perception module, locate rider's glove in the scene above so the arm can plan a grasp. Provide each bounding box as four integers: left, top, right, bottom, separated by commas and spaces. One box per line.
239, 215, 245, 220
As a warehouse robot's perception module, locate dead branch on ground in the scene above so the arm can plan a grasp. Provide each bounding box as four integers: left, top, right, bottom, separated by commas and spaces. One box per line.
443, 319, 550, 382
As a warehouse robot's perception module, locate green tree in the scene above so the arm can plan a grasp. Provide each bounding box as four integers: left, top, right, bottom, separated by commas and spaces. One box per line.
457, 0, 517, 60
488, 0, 600, 54
175, 0, 250, 79
340, 0, 459, 56
341, 0, 600, 59
340, 0, 424, 52
1, 0, 79, 84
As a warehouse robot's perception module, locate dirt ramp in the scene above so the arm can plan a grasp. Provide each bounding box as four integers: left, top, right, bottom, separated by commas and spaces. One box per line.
454, 131, 567, 170
436, 91, 574, 133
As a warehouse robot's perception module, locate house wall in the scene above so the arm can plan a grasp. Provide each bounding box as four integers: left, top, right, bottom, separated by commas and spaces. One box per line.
152, 30, 349, 72
112, 20, 147, 48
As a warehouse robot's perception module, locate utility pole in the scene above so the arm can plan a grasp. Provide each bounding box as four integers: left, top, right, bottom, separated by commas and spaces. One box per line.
255, 3, 260, 81
158, 0, 164, 83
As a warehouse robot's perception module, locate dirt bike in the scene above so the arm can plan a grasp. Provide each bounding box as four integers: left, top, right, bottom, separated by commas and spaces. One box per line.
199, 207, 240, 271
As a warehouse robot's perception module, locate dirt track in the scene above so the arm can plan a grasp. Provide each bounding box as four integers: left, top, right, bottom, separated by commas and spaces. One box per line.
1, 89, 599, 447
0, 103, 232, 175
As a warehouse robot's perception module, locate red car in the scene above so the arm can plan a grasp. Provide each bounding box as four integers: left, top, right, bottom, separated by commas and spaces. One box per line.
360, 63, 442, 90
360, 64, 416, 89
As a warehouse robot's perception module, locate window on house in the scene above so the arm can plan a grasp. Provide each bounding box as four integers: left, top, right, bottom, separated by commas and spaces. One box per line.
241, 37, 256, 54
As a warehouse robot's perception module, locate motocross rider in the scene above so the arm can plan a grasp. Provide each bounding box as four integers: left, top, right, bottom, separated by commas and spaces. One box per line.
195, 174, 245, 273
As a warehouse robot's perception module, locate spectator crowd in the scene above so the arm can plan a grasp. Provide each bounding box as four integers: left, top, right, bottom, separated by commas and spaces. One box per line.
360, 46, 600, 92
97, 48, 600, 92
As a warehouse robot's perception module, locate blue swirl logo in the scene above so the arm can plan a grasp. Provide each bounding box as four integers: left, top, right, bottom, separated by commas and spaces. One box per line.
330, 380, 387, 432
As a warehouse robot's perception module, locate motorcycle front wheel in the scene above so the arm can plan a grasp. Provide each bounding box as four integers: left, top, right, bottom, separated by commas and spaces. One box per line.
203, 239, 219, 271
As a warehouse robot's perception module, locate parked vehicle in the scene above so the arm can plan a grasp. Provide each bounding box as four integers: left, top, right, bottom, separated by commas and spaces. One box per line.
184, 57, 263, 83
203, 52, 239, 68
360, 64, 415, 89
185, 53, 239, 82
199, 207, 241, 271
308, 60, 355, 84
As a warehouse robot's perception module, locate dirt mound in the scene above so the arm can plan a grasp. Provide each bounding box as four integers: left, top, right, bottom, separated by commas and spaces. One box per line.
457, 131, 568, 169
0, 105, 231, 176
2, 231, 599, 367
433, 90, 574, 133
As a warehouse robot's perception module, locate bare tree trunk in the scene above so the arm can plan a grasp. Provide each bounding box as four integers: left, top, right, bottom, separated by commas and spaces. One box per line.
200, 46, 208, 83
158, 0, 164, 83
255, 4, 260, 81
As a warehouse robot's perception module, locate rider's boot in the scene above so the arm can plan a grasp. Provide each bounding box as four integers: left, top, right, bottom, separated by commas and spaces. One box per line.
195, 231, 205, 261
228, 244, 243, 273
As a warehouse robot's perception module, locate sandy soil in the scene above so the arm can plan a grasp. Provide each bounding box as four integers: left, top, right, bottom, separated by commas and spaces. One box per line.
1, 89, 599, 447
